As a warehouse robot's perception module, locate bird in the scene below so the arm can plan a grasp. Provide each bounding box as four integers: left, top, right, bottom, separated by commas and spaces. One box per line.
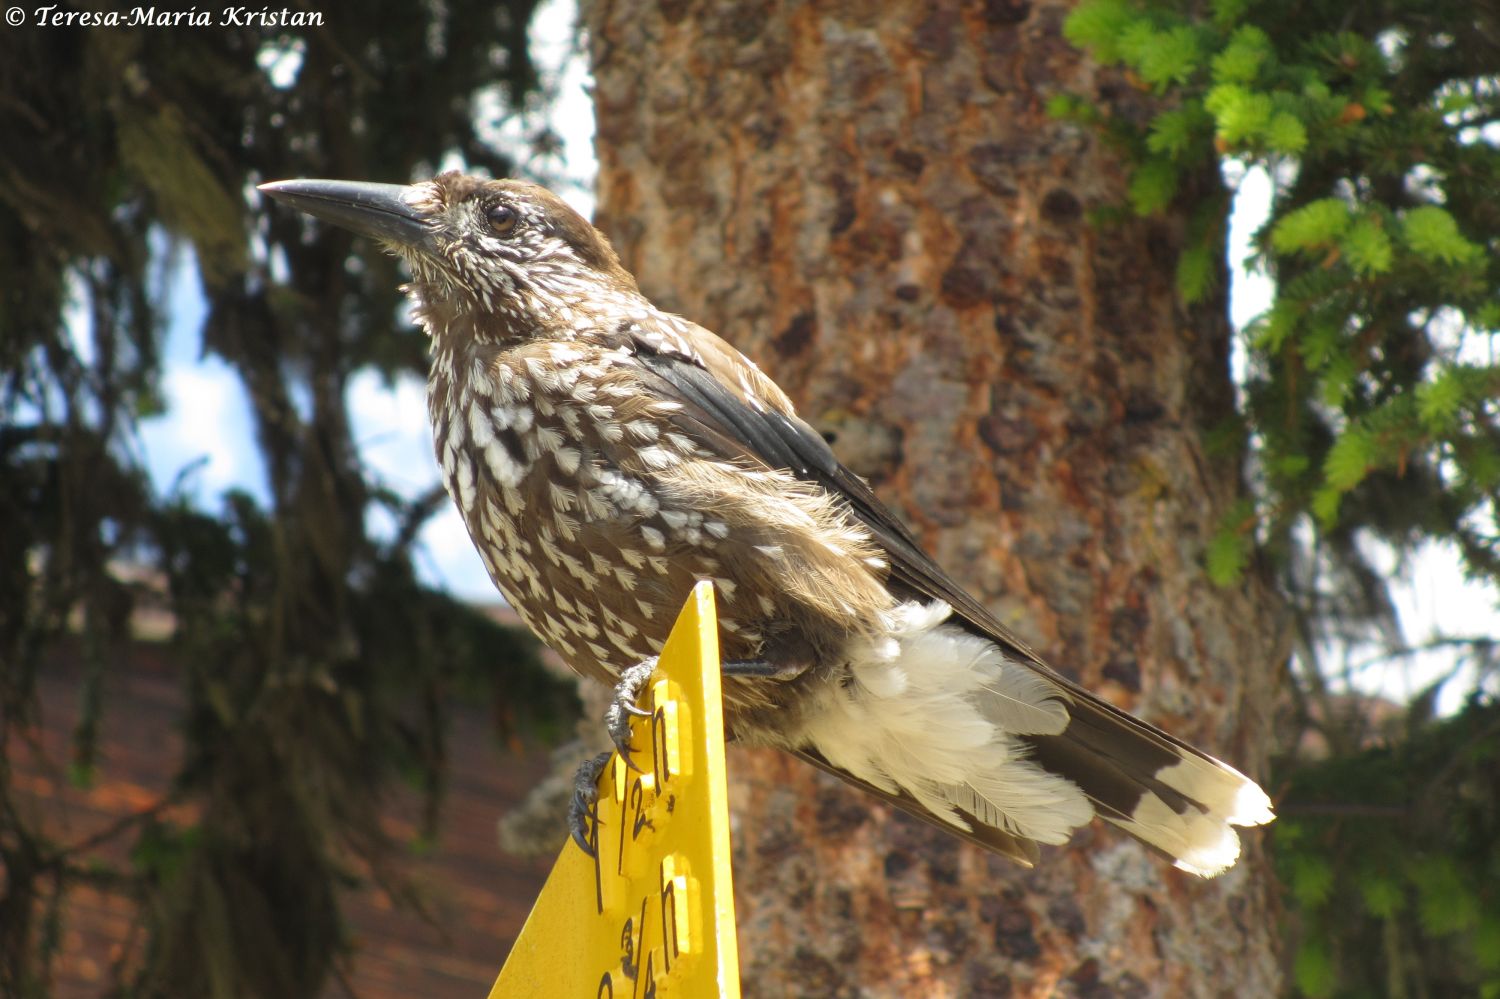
260, 172, 1274, 877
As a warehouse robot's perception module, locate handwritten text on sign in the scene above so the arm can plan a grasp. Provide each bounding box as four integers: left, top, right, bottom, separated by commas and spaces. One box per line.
490, 582, 740, 998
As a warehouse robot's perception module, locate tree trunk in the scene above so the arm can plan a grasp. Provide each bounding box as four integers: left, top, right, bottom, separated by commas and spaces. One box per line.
584, 1, 1283, 994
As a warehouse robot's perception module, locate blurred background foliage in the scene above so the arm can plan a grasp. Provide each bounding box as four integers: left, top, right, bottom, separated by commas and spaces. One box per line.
2, 0, 1497, 996
0, 4, 578, 996
1062, 0, 1500, 995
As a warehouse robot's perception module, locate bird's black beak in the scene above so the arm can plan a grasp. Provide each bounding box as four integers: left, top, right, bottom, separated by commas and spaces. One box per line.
258, 179, 431, 249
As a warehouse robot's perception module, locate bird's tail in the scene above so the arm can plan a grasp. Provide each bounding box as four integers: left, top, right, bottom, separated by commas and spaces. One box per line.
1020, 685, 1275, 876
783, 601, 1273, 877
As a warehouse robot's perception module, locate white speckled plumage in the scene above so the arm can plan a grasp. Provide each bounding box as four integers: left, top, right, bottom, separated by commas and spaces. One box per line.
262, 170, 1274, 877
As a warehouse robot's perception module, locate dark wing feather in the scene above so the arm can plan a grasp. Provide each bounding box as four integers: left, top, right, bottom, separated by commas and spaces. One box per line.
633, 347, 815, 478
629, 332, 1052, 670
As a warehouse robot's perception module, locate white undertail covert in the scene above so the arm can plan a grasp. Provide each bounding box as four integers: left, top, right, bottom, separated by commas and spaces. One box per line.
784, 601, 1273, 877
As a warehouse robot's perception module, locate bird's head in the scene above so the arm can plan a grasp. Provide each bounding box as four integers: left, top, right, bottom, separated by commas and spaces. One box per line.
260, 171, 639, 341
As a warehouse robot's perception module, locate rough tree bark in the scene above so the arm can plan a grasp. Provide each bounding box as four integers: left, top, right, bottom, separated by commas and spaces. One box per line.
584, 1, 1283, 995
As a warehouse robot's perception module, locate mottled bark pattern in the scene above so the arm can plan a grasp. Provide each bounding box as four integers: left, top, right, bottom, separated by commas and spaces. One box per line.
585, 0, 1282, 994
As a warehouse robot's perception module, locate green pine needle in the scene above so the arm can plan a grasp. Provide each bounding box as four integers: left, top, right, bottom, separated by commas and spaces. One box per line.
1271, 198, 1352, 254
1205, 527, 1250, 585
1341, 216, 1394, 275
1176, 243, 1216, 304
1265, 110, 1309, 154
1061, 0, 1137, 63
1323, 426, 1375, 491
1129, 158, 1179, 215
1403, 205, 1483, 265
1211, 25, 1271, 84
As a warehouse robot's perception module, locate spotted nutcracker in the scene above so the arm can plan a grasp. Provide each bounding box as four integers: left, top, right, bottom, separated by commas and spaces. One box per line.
260, 173, 1273, 876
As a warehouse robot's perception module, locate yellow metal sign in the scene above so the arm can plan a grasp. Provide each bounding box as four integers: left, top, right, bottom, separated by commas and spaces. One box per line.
490, 581, 741, 997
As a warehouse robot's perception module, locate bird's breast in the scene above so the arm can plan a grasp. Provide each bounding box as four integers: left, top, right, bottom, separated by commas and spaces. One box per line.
427, 341, 770, 688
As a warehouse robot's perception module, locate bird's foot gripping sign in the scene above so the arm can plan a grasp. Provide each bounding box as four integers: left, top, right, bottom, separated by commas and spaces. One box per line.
491, 582, 741, 998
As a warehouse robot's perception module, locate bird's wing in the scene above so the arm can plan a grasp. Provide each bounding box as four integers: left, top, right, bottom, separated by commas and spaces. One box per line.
625, 325, 1275, 877
624, 323, 1055, 673
630, 328, 1219, 739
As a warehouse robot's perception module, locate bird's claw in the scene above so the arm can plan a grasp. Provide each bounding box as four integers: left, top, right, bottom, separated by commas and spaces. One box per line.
604, 657, 659, 771
567, 658, 661, 852
568, 750, 613, 856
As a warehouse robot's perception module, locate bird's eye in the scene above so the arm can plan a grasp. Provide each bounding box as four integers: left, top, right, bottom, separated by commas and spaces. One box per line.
486, 204, 519, 237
